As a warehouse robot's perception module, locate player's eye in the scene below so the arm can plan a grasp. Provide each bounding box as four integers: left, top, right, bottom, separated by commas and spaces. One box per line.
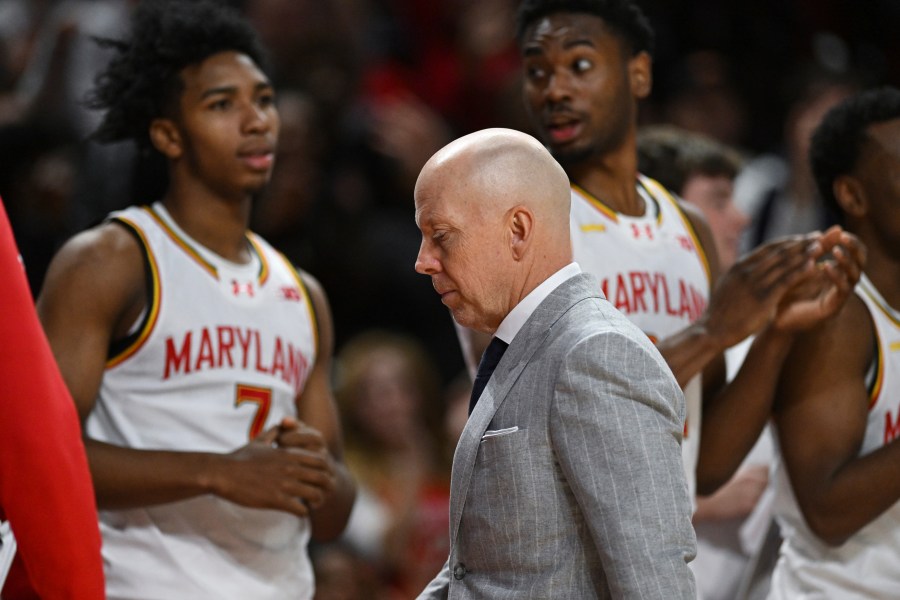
573, 58, 593, 73
525, 64, 547, 81
258, 92, 275, 108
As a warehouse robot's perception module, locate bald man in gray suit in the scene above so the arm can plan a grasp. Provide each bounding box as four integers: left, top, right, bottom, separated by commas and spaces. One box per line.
413, 128, 696, 599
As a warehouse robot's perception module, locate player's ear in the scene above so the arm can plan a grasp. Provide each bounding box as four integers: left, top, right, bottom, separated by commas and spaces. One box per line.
629, 51, 652, 99
508, 206, 534, 261
833, 174, 866, 218
149, 118, 183, 160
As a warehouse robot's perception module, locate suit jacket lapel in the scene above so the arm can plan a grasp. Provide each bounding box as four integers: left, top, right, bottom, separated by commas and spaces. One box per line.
448, 273, 600, 544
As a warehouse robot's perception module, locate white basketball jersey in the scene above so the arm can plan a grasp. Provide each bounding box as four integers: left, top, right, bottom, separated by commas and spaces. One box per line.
770, 273, 900, 599
570, 175, 711, 499
87, 203, 318, 600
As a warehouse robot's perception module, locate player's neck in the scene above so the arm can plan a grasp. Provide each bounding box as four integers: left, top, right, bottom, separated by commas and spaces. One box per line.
567, 146, 643, 216
162, 182, 254, 264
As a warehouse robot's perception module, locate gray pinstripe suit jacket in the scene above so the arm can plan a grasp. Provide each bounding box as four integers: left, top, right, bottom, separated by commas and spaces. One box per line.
419, 273, 697, 599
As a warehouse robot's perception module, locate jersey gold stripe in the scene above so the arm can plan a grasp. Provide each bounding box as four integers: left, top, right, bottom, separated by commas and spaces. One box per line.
571, 184, 619, 223
247, 234, 270, 286
106, 217, 162, 368
653, 179, 713, 285
869, 325, 884, 410
278, 253, 320, 359
144, 206, 219, 280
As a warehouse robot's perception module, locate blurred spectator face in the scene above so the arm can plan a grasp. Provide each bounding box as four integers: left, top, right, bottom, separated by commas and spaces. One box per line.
520, 13, 648, 166
351, 348, 423, 447
680, 173, 748, 269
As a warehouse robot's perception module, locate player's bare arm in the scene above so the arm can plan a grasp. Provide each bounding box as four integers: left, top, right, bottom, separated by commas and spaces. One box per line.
282, 270, 356, 541
37, 226, 347, 518
652, 204, 862, 491
774, 294, 900, 545
38, 222, 147, 419
697, 227, 865, 491
658, 205, 818, 388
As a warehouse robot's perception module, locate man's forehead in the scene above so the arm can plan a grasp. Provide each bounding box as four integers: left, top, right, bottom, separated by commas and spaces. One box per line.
181, 51, 268, 90
523, 12, 610, 47
414, 192, 442, 227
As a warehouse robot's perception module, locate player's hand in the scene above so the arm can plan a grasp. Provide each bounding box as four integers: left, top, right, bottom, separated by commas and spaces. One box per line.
208, 423, 336, 518
772, 226, 866, 332
702, 233, 822, 349
275, 416, 338, 510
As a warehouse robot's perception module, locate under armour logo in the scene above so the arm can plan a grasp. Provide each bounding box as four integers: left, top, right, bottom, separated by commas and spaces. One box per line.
231, 280, 255, 297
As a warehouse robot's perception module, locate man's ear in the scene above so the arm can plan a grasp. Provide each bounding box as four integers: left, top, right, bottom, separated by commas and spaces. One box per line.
629, 51, 652, 99
149, 118, 183, 160
833, 174, 867, 219
509, 206, 534, 261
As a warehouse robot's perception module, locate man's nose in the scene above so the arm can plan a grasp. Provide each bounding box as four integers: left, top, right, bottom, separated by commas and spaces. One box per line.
415, 244, 439, 275
545, 68, 574, 104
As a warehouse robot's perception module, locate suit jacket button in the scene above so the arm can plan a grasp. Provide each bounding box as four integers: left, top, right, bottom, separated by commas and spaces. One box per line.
453, 563, 467, 580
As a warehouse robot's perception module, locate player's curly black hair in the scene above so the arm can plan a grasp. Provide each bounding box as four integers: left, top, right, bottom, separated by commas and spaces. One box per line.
810, 86, 900, 223
86, 0, 268, 152
515, 0, 654, 56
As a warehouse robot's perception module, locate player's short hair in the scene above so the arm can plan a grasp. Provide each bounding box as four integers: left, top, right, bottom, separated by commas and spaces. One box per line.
87, 0, 268, 151
515, 0, 655, 56
810, 86, 900, 222
637, 125, 743, 194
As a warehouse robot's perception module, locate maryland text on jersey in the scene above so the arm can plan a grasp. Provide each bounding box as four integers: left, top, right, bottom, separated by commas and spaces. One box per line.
163, 326, 311, 394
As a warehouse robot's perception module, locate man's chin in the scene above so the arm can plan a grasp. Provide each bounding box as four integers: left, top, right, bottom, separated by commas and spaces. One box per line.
450, 308, 487, 333
548, 143, 595, 169
247, 176, 274, 197
450, 310, 474, 330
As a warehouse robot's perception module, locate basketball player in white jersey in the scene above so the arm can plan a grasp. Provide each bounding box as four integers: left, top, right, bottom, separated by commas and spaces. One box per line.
35, 2, 355, 598
495, 0, 866, 507
768, 87, 900, 598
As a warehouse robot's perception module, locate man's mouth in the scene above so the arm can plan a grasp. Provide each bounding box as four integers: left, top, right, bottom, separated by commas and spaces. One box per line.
240, 152, 275, 171
545, 116, 583, 145
239, 144, 276, 171
433, 282, 457, 304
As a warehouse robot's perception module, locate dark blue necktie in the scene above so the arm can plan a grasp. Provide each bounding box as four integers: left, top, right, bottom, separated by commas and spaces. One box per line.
469, 337, 509, 415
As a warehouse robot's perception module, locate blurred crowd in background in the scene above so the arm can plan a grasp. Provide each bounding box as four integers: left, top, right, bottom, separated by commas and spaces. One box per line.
0, 1, 897, 598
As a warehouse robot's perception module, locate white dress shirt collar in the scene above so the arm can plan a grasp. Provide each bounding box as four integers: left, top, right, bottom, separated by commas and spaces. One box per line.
495, 262, 581, 344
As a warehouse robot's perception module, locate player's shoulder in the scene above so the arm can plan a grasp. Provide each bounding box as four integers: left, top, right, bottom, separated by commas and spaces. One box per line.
799, 289, 873, 368
48, 217, 145, 287
38, 214, 148, 321
839, 287, 877, 344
